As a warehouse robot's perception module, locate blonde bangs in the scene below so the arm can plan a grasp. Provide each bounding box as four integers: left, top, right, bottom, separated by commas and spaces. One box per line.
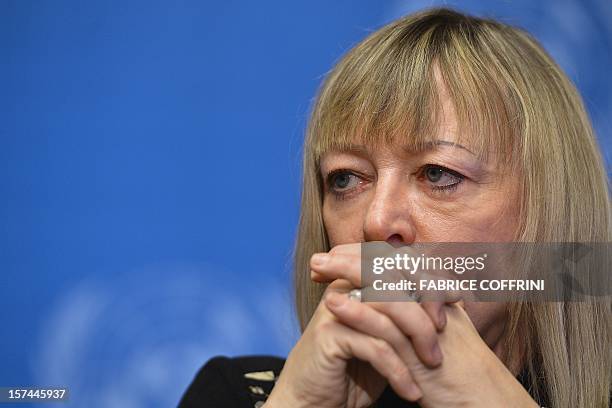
308, 10, 523, 169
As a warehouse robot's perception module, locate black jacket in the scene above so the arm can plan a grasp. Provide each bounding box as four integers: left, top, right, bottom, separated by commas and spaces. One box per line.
178, 355, 542, 407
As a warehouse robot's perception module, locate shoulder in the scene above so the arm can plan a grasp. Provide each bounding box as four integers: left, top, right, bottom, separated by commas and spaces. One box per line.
178, 355, 286, 408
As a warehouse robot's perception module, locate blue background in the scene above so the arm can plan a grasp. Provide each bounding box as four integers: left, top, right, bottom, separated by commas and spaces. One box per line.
1, 1, 610, 407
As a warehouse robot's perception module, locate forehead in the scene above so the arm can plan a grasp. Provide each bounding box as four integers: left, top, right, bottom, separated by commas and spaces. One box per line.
310, 58, 519, 171
319, 99, 474, 161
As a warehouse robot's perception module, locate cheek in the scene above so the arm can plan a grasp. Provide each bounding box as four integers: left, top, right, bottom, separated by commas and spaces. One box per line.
407, 202, 496, 242
323, 196, 369, 246
412, 189, 519, 242
417, 210, 514, 242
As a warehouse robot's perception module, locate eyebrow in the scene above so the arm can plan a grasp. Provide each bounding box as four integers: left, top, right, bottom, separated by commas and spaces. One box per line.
420, 140, 475, 155
336, 140, 475, 156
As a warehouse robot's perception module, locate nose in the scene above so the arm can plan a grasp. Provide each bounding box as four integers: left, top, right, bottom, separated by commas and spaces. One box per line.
363, 175, 417, 244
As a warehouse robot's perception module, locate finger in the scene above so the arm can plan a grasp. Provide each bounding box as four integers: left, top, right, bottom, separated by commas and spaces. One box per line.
328, 242, 362, 255
326, 292, 418, 363
454, 299, 466, 309
310, 252, 361, 287
420, 301, 446, 331
414, 271, 467, 330
326, 292, 443, 368
325, 278, 353, 292
328, 316, 423, 401
365, 299, 443, 368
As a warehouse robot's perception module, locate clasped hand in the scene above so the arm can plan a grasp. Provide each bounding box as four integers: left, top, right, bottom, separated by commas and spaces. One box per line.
265, 243, 538, 408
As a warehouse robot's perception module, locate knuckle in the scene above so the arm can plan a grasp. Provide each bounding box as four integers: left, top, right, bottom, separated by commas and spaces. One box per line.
376, 313, 395, 332
373, 312, 392, 332
313, 295, 331, 315
322, 291, 335, 303
312, 318, 335, 342
390, 363, 410, 383
370, 337, 393, 358
347, 303, 367, 322
329, 253, 347, 269
336, 253, 358, 271
413, 308, 437, 335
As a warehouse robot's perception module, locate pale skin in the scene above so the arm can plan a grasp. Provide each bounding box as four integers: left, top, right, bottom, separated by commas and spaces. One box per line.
265, 79, 539, 407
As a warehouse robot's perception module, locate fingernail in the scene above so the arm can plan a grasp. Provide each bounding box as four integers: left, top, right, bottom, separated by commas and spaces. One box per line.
408, 382, 422, 400
431, 342, 443, 365
311, 253, 329, 266
438, 309, 447, 330
326, 293, 346, 308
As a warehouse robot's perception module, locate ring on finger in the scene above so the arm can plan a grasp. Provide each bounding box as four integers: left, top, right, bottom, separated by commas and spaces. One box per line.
348, 288, 362, 302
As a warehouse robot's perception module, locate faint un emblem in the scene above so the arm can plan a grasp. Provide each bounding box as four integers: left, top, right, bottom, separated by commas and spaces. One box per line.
32, 262, 295, 408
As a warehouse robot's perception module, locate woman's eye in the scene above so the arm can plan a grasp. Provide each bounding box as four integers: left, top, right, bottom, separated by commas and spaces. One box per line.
334, 173, 351, 188
326, 170, 364, 197
329, 172, 359, 191
421, 165, 464, 190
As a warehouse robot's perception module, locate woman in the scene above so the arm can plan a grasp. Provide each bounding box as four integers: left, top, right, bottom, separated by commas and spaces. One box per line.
180, 7, 610, 407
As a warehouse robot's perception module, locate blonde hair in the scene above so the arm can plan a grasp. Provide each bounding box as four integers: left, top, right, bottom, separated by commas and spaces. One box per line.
293, 7, 611, 407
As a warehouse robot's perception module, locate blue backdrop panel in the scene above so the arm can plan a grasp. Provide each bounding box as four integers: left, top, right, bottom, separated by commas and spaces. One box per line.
0, 1, 609, 407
